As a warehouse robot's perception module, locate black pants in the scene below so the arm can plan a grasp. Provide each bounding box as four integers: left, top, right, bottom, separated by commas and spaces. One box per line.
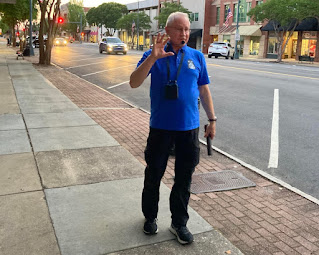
142, 127, 200, 227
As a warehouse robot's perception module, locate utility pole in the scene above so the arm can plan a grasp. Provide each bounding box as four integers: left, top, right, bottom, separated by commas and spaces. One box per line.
234, 0, 240, 59
137, 0, 139, 50
29, 0, 34, 56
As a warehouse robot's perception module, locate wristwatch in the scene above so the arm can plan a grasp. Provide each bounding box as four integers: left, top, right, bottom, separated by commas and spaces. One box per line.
208, 117, 217, 122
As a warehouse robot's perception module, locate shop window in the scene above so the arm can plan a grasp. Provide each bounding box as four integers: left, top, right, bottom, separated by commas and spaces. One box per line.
216, 7, 220, 25
250, 36, 260, 55
223, 35, 230, 43
301, 32, 317, 57
268, 37, 278, 54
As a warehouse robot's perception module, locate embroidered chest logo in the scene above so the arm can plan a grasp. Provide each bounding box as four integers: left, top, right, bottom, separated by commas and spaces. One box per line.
187, 59, 196, 69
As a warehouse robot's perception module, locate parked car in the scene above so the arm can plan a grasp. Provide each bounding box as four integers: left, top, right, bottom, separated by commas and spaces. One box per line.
54, 37, 67, 46
208, 42, 235, 59
99, 37, 128, 55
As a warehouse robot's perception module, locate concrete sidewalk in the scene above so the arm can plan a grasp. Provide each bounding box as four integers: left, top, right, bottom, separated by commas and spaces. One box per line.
0, 42, 242, 254
2, 40, 319, 255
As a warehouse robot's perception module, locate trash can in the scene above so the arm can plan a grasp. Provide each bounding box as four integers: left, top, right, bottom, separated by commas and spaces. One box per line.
139, 45, 144, 51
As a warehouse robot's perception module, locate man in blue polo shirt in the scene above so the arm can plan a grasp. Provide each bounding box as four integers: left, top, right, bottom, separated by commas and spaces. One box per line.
130, 12, 216, 245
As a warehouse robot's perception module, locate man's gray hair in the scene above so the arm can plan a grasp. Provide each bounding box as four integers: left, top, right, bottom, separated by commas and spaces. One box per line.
165, 12, 190, 27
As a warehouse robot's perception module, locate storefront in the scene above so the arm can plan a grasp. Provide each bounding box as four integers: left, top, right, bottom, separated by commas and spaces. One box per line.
262, 18, 318, 61
301, 32, 317, 57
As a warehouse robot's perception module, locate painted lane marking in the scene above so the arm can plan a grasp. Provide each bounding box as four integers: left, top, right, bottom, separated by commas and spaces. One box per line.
268, 89, 279, 168
82, 64, 136, 77
65, 61, 106, 69
108, 81, 130, 89
207, 64, 319, 80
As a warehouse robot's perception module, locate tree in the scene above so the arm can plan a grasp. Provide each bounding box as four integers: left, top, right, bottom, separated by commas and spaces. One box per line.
116, 12, 151, 47
63, 0, 86, 38
0, 0, 37, 47
154, 2, 191, 29
38, 0, 61, 65
94, 2, 127, 36
86, 7, 100, 27
248, 0, 311, 62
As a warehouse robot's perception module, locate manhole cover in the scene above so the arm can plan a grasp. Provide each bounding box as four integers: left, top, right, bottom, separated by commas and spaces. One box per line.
191, 170, 256, 194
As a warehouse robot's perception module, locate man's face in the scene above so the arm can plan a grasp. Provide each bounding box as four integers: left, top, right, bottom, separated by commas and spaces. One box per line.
165, 16, 190, 47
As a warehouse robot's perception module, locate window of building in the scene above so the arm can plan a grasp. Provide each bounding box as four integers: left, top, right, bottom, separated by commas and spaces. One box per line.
233, 0, 249, 23
223, 35, 230, 42
301, 32, 317, 57
216, 7, 220, 24
268, 37, 278, 54
249, 36, 260, 55
190, 13, 199, 22
257, 0, 263, 5
224, 5, 230, 22
195, 13, 199, 21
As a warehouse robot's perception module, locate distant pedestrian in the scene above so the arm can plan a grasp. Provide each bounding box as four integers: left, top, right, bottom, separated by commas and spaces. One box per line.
130, 12, 217, 245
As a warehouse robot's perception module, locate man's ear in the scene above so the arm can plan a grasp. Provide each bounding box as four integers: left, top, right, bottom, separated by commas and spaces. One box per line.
165, 26, 169, 35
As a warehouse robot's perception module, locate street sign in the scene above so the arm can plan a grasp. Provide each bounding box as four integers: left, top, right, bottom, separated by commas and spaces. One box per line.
0, 0, 16, 3
235, 31, 240, 41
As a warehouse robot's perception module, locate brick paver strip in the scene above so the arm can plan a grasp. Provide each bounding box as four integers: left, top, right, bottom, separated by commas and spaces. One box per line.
34, 63, 319, 255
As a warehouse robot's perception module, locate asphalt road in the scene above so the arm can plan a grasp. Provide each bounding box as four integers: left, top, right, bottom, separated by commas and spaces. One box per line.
49, 43, 319, 201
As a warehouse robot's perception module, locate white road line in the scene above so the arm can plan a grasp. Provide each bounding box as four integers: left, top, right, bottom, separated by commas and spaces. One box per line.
108, 81, 129, 89
65, 61, 106, 69
268, 89, 279, 168
82, 64, 136, 77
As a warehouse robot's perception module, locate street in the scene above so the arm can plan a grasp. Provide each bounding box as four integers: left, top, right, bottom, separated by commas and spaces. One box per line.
49, 42, 319, 201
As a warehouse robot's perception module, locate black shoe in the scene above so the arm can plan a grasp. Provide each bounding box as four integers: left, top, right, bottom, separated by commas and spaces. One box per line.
169, 223, 194, 244
143, 218, 158, 235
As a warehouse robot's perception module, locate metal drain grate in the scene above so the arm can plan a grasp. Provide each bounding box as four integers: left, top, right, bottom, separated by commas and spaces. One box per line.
191, 170, 256, 194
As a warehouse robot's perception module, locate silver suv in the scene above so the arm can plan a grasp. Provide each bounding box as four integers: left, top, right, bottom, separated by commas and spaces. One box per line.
208, 42, 235, 59
99, 37, 128, 55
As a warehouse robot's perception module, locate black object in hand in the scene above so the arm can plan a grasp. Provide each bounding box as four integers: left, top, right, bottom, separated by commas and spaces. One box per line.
205, 124, 212, 156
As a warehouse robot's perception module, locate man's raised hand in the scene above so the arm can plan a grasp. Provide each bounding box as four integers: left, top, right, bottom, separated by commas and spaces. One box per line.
151, 33, 174, 59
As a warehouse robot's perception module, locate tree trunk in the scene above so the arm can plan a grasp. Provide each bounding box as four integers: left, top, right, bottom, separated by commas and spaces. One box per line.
11, 25, 16, 47
276, 31, 284, 63
295, 31, 302, 61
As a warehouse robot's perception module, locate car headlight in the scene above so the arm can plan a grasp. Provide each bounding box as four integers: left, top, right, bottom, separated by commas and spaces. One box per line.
56, 41, 59, 44
64, 40, 67, 44
124, 45, 128, 50
108, 46, 113, 51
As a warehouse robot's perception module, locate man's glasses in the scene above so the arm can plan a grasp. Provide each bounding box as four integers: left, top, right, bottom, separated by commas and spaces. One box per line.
169, 27, 191, 34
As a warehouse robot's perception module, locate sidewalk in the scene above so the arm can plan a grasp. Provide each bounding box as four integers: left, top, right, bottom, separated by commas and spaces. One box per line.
1, 40, 319, 255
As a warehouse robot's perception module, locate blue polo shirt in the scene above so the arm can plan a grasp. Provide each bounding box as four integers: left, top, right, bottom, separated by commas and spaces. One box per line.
137, 44, 210, 131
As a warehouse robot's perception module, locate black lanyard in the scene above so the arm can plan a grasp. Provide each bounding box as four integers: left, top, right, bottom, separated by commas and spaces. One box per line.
166, 52, 185, 81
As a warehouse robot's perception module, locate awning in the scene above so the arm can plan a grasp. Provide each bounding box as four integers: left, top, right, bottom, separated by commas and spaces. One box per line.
261, 20, 298, 31
190, 29, 202, 37
219, 25, 237, 34
295, 18, 319, 31
238, 25, 262, 36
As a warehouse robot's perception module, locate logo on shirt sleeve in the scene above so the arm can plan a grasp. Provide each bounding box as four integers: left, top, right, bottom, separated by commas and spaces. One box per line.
187, 59, 196, 70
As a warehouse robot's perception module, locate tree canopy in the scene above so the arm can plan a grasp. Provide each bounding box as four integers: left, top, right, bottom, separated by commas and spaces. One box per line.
63, 1, 86, 36
0, 0, 37, 46
87, 2, 127, 36
154, 2, 191, 28
116, 12, 151, 33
